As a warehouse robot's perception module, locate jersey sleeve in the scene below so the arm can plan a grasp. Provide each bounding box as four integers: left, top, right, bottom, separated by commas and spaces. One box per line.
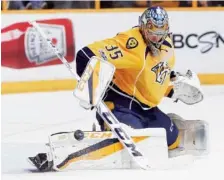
87, 33, 140, 69
164, 36, 176, 69
76, 33, 140, 77
162, 37, 176, 98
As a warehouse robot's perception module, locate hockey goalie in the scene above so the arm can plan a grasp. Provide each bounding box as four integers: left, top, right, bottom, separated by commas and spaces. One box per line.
28, 6, 209, 171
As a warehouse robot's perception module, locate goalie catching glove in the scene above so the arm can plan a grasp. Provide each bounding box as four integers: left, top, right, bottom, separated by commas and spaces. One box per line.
171, 70, 204, 105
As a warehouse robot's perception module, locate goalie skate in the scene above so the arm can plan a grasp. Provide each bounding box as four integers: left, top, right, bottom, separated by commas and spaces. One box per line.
28, 153, 53, 172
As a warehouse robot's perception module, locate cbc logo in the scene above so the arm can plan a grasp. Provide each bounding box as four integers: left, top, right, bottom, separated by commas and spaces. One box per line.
172, 31, 224, 53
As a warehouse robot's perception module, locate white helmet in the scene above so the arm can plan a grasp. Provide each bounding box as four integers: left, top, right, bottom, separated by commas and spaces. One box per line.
139, 6, 170, 56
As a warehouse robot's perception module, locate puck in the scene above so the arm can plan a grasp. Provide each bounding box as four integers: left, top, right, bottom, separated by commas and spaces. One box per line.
74, 130, 84, 141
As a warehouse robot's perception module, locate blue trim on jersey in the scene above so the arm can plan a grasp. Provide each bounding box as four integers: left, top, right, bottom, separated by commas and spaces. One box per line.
76, 47, 95, 77
145, 46, 151, 59
162, 39, 172, 48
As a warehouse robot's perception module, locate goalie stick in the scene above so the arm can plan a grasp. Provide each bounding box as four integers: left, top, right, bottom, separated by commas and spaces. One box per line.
29, 21, 150, 170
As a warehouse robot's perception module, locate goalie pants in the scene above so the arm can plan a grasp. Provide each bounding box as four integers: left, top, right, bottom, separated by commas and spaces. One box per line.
75, 47, 179, 148
96, 90, 179, 149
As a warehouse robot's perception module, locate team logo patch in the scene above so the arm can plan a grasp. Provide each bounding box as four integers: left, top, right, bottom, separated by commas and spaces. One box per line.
151, 62, 171, 85
99, 49, 108, 61
126, 37, 138, 49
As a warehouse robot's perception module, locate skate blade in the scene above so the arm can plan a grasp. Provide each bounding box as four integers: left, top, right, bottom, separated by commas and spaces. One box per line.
27, 157, 37, 167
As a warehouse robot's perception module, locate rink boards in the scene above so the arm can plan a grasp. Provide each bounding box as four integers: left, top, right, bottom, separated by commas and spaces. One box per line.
1, 10, 224, 94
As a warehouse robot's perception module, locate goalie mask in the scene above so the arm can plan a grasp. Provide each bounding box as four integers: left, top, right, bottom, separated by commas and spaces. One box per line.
139, 6, 170, 56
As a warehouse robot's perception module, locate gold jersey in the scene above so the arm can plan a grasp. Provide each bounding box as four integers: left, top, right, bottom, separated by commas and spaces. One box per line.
87, 27, 175, 108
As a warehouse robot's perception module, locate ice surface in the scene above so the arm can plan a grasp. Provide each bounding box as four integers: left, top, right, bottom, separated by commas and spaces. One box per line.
2, 85, 224, 180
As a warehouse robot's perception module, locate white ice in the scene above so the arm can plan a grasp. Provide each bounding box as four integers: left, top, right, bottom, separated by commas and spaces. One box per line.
2, 85, 224, 180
